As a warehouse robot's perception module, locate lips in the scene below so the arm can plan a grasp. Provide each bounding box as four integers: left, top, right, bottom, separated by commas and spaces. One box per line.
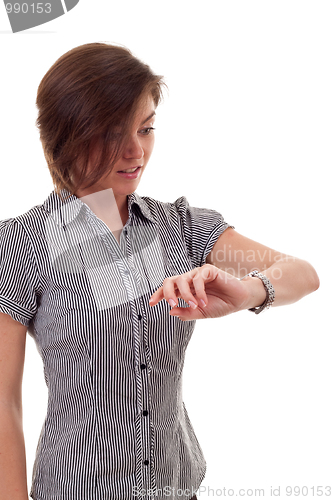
118, 165, 142, 173
116, 166, 142, 179
119, 167, 140, 173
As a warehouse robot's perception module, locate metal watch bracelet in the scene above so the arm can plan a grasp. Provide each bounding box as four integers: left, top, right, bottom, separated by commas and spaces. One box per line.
241, 270, 275, 314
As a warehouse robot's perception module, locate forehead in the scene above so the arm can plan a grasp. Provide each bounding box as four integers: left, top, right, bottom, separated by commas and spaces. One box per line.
134, 95, 156, 122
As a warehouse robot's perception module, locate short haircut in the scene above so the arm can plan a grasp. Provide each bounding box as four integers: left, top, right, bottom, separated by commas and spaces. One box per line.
36, 42, 166, 200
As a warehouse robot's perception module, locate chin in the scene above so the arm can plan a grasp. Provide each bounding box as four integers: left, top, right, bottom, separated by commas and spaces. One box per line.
115, 182, 141, 197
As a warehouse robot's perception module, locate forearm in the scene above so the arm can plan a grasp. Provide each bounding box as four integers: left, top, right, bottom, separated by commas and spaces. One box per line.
0, 405, 29, 500
241, 257, 320, 310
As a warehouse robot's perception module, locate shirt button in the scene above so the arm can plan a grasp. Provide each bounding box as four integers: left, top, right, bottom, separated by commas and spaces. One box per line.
142, 410, 148, 416
140, 363, 146, 370
124, 270, 130, 275
138, 314, 142, 320
144, 460, 149, 466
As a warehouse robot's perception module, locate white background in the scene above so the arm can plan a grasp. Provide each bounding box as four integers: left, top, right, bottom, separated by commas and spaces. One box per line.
0, 1, 332, 497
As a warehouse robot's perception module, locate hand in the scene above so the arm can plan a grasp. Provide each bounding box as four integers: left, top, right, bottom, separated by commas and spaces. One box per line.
149, 264, 251, 321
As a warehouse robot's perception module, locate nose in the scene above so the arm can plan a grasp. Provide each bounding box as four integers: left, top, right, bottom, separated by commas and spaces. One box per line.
123, 134, 144, 160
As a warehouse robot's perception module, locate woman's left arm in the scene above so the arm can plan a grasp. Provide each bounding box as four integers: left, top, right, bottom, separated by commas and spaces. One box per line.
149, 228, 320, 320
206, 227, 320, 308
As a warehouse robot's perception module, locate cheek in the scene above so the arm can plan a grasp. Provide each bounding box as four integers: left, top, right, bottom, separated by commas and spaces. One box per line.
145, 136, 155, 159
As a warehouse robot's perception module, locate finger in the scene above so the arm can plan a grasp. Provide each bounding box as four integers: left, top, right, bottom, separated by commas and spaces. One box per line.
149, 277, 181, 307
191, 271, 208, 308
149, 285, 165, 306
169, 305, 205, 321
149, 275, 197, 309
149, 266, 212, 307
169, 275, 199, 309
160, 276, 181, 308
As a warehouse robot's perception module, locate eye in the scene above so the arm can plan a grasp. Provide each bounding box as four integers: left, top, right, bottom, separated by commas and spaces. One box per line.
139, 127, 155, 136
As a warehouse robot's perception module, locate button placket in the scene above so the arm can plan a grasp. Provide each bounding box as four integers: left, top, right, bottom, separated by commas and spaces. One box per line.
85, 207, 156, 497
135, 292, 155, 495
119, 233, 154, 496
138, 324, 152, 495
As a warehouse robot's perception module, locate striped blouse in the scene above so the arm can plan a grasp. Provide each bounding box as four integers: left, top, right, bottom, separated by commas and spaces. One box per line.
0, 188, 232, 500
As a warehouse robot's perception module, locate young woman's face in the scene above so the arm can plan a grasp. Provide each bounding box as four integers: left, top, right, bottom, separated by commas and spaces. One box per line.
74, 95, 156, 201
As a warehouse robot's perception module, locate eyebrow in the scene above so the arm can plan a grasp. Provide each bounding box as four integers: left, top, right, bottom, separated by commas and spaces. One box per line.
141, 111, 156, 125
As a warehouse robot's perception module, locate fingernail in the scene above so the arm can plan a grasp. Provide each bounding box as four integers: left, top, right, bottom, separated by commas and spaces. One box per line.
199, 299, 207, 308
168, 299, 177, 307
188, 300, 197, 309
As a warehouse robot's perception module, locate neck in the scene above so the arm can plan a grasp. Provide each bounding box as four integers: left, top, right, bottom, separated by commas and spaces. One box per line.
78, 188, 128, 230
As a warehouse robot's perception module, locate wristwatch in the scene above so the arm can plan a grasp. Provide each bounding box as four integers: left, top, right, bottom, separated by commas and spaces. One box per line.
242, 270, 275, 314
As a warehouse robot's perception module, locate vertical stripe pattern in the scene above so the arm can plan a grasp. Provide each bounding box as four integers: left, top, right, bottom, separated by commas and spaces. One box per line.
0, 188, 232, 500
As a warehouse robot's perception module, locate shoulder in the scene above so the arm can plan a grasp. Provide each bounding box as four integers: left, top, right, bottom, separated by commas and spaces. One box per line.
136, 193, 228, 234
140, 194, 187, 206
0, 216, 25, 242
0, 215, 35, 258
141, 193, 224, 223
135, 193, 191, 223
0, 201, 50, 254
1, 198, 47, 228
0, 217, 16, 232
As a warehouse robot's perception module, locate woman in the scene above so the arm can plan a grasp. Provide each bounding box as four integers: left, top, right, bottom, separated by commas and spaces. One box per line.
0, 42, 319, 500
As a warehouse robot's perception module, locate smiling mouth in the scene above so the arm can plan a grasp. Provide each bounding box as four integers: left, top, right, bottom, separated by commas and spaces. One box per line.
116, 166, 142, 178
119, 167, 141, 173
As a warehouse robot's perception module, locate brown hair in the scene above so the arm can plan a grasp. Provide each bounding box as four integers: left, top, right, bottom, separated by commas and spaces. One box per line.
36, 42, 166, 201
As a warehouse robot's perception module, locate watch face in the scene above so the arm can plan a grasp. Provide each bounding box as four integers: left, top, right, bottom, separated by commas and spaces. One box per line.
5, 0, 80, 33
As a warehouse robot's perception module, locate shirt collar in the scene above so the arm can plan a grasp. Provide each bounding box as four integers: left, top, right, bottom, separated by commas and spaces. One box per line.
127, 191, 156, 224
42, 188, 156, 228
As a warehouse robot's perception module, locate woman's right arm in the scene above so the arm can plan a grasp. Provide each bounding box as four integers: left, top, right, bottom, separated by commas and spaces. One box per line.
0, 312, 29, 500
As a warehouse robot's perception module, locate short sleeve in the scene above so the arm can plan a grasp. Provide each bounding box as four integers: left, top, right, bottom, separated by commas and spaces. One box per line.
0, 218, 40, 327
173, 196, 234, 268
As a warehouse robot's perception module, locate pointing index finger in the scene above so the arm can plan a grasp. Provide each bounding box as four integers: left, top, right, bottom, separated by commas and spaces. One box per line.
149, 284, 179, 308
149, 286, 163, 306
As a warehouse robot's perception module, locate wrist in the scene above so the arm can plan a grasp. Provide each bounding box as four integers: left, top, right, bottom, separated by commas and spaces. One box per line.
241, 275, 267, 311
